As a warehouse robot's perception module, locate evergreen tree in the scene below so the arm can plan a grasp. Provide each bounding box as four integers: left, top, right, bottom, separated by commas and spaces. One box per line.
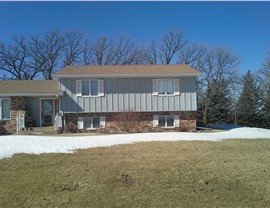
259, 49, 270, 128
261, 86, 270, 128
237, 71, 260, 127
207, 80, 233, 124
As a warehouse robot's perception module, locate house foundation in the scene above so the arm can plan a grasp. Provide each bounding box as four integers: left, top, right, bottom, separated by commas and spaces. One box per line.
64, 111, 196, 133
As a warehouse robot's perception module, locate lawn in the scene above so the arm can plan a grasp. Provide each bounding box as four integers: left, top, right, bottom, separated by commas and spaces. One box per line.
0, 139, 269, 208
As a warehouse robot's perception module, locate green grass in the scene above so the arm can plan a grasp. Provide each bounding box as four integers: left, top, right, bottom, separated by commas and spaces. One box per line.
0, 139, 270, 208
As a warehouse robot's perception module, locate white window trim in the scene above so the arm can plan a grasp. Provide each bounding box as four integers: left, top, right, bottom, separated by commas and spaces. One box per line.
174, 79, 180, 95
78, 117, 84, 129
152, 79, 158, 96
156, 79, 179, 96
78, 116, 105, 130
98, 80, 104, 97
153, 115, 179, 128
79, 79, 104, 97
0, 98, 11, 121
153, 115, 159, 127
76, 80, 82, 96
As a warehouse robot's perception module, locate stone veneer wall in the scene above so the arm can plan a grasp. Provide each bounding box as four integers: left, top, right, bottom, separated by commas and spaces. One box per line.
0, 97, 26, 134
64, 111, 196, 133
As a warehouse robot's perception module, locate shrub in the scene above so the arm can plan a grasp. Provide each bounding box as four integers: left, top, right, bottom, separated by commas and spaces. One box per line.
65, 121, 78, 133
112, 111, 140, 133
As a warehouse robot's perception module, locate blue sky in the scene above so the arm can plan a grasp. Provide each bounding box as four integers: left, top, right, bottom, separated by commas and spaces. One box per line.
0, 1, 270, 73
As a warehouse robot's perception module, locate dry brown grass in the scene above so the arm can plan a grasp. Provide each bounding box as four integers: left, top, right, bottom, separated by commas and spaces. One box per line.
0, 139, 270, 208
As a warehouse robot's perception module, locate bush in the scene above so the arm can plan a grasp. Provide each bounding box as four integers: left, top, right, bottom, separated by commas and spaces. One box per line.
112, 111, 140, 133
65, 121, 78, 133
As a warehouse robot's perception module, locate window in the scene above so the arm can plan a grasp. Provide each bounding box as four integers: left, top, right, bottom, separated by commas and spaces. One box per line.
93, 117, 100, 128
83, 117, 100, 129
167, 116, 174, 127
82, 80, 98, 96
167, 80, 174, 95
158, 79, 174, 95
82, 80, 90, 96
158, 115, 166, 127
153, 79, 179, 96
158, 80, 166, 95
158, 115, 174, 127
77, 80, 104, 97
0, 98, 11, 120
91, 80, 98, 96
84, 117, 92, 129
78, 116, 105, 130
153, 115, 179, 128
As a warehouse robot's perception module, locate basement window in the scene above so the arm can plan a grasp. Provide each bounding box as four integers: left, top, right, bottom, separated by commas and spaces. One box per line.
153, 115, 179, 128
84, 117, 100, 129
158, 115, 174, 127
78, 116, 106, 130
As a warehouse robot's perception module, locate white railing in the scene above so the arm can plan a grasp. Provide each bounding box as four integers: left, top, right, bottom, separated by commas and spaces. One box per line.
16, 114, 25, 133
54, 113, 63, 131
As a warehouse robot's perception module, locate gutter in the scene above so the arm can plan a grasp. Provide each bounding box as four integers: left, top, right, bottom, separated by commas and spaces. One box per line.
0, 91, 64, 97
53, 73, 201, 79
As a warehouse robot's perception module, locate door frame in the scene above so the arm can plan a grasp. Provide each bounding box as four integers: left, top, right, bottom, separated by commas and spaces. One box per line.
40, 98, 59, 127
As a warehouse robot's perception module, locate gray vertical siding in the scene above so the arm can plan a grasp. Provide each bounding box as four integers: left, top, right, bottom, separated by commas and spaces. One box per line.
59, 77, 197, 112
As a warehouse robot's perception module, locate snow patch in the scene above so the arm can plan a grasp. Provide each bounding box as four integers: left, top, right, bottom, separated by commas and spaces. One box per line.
0, 127, 270, 159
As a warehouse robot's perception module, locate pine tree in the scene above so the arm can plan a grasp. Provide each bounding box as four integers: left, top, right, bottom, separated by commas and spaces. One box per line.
261, 86, 270, 128
237, 71, 260, 127
207, 80, 233, 125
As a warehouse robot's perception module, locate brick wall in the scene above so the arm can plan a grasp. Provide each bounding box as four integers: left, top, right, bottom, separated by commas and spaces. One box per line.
0, 97, 26, 134
64, 111, 196, 133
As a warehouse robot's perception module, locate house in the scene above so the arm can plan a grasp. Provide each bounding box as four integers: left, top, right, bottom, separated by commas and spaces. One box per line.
53, 64, 200, 132
0, 80, 62, 134
0, 64, 200, 134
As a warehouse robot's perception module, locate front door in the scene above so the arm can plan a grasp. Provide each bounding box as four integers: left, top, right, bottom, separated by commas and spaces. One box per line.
41, 99, 53, 126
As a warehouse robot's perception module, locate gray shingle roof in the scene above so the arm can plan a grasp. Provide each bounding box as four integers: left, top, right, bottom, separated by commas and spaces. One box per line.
0, 80, 60, 96
53, 64, 201, 78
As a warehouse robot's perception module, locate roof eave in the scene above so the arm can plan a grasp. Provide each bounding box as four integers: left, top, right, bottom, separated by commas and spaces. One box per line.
0, 92, 63, 97
53, 73, 201, 79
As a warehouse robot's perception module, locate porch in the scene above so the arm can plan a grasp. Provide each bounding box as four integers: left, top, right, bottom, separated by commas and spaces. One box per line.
0, 80, 62, 134
25, 97, 59, 127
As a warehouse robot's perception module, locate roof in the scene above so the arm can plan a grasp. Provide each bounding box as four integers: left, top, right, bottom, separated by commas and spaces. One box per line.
0, 80, 62, 96
53, 64, 201, 78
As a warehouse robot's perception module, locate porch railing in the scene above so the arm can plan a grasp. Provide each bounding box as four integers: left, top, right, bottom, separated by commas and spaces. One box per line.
16, 114, 25, 133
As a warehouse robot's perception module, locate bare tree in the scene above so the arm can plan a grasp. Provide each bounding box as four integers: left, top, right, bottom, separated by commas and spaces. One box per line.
0, 36, 40, 80
160, 29, 188, 64
92, 36, 115, 65
112, 35, 141, 65
143, 40, 159, 64
257, 49, 270, 127
177, 43, 208, 69
258, 50, 270, 89
63, 30, 84, 66
81, 39, 94, 65
30, 30, 65, 80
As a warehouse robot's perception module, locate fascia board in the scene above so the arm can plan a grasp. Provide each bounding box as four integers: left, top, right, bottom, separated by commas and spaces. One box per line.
0, 92, 63, 97
53, 73, 201, 79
